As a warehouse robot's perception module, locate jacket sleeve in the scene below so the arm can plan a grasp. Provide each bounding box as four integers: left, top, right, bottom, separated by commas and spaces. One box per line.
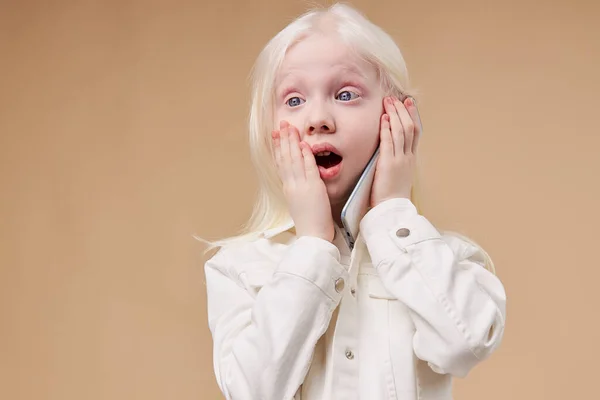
204, 236, 348, 400
359, 198, 507, 378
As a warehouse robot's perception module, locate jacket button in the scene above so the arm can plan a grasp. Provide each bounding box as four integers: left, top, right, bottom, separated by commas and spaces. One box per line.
395, 228, 410, 238
345, 349, 354, 360
335, 278, 345, 293
350, 287, 356, 296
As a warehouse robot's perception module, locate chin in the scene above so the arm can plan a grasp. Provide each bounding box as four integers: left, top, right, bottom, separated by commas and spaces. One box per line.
325, 181, 352, 208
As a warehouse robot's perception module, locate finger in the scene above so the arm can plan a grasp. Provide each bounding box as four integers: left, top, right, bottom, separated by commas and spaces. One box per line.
288, 124, 305, 180
384, 96, 404, 156
271, 130, 281, 170
405, 97, 422, 153
279, 124, 293, 181
379, 113, 394, 158
395, 97, 415, 154
300, 141, 319, 180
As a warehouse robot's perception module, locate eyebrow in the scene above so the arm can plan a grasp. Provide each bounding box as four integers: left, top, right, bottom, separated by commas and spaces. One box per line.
275, 63, 368, 95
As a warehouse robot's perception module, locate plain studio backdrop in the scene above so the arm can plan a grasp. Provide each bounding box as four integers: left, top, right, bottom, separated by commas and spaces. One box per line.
1, 0, 598, 399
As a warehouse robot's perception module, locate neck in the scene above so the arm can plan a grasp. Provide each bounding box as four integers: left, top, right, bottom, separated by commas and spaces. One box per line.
330, 190, 353, 227
331, 203, 343, 227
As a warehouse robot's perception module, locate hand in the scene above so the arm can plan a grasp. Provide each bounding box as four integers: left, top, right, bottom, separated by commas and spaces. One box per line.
370, 96, 422, 207
271, 121, 335, 242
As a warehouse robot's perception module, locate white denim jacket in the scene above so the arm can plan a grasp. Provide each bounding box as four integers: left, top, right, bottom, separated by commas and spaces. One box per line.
205, 198, 506, 400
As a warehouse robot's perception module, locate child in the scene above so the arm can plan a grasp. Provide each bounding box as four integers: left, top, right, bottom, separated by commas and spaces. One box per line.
203, 3, 506, 400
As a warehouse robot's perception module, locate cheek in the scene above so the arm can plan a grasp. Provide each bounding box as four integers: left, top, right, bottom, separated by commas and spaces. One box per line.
346, 109, 381, 148
342, 110, 381, 172
346, 101, 382, 132
360, 117, 381, 141
273, 108, 284, 130
274, 108, 305, 134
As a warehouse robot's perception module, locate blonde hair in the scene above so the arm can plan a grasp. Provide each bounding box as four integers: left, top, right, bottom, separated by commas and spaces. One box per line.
197, 3, 495, 274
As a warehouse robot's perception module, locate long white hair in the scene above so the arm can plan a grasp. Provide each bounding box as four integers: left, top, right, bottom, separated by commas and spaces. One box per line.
197, 3, 495, 274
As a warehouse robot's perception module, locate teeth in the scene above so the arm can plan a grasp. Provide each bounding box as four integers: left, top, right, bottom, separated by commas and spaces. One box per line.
316, 151, 331, 156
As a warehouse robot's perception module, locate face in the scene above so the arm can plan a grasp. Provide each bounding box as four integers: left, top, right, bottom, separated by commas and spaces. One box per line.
274, 32, 385, 208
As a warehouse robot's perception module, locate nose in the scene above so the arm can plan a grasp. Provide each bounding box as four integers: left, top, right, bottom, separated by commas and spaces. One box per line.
305, 103, 336, 136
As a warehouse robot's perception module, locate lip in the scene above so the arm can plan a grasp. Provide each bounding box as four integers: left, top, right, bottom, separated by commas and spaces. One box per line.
311, 142, 342, 157
310, 142, 343, 180
318, 161, 342, 180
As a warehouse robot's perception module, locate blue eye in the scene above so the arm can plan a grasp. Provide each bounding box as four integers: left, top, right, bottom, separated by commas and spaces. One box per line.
336, 91, 359, 101
286, 97, 305, 107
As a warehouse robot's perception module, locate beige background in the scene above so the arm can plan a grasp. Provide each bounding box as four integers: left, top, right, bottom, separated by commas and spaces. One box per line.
1, 0, 599, 399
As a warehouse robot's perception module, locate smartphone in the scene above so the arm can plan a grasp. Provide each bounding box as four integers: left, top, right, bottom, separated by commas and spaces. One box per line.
340, 146, 380, 250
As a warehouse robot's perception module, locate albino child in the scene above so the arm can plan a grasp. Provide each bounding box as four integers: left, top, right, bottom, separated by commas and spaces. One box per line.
203, 4, 506, 400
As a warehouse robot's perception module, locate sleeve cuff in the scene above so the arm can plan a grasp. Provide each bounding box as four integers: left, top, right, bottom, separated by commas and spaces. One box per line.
275, 236, 349, 302
359, 197, 442, 265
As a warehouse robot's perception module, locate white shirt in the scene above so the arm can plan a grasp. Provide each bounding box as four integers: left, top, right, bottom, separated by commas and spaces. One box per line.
204, 198, 507, 400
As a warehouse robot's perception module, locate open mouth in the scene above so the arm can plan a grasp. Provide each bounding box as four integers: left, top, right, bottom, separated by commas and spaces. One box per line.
311, 143, 343, 179
314, 151, 343, 169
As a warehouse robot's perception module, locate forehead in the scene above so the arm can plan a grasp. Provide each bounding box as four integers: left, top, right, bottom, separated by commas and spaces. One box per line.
276, 33, 378, 85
